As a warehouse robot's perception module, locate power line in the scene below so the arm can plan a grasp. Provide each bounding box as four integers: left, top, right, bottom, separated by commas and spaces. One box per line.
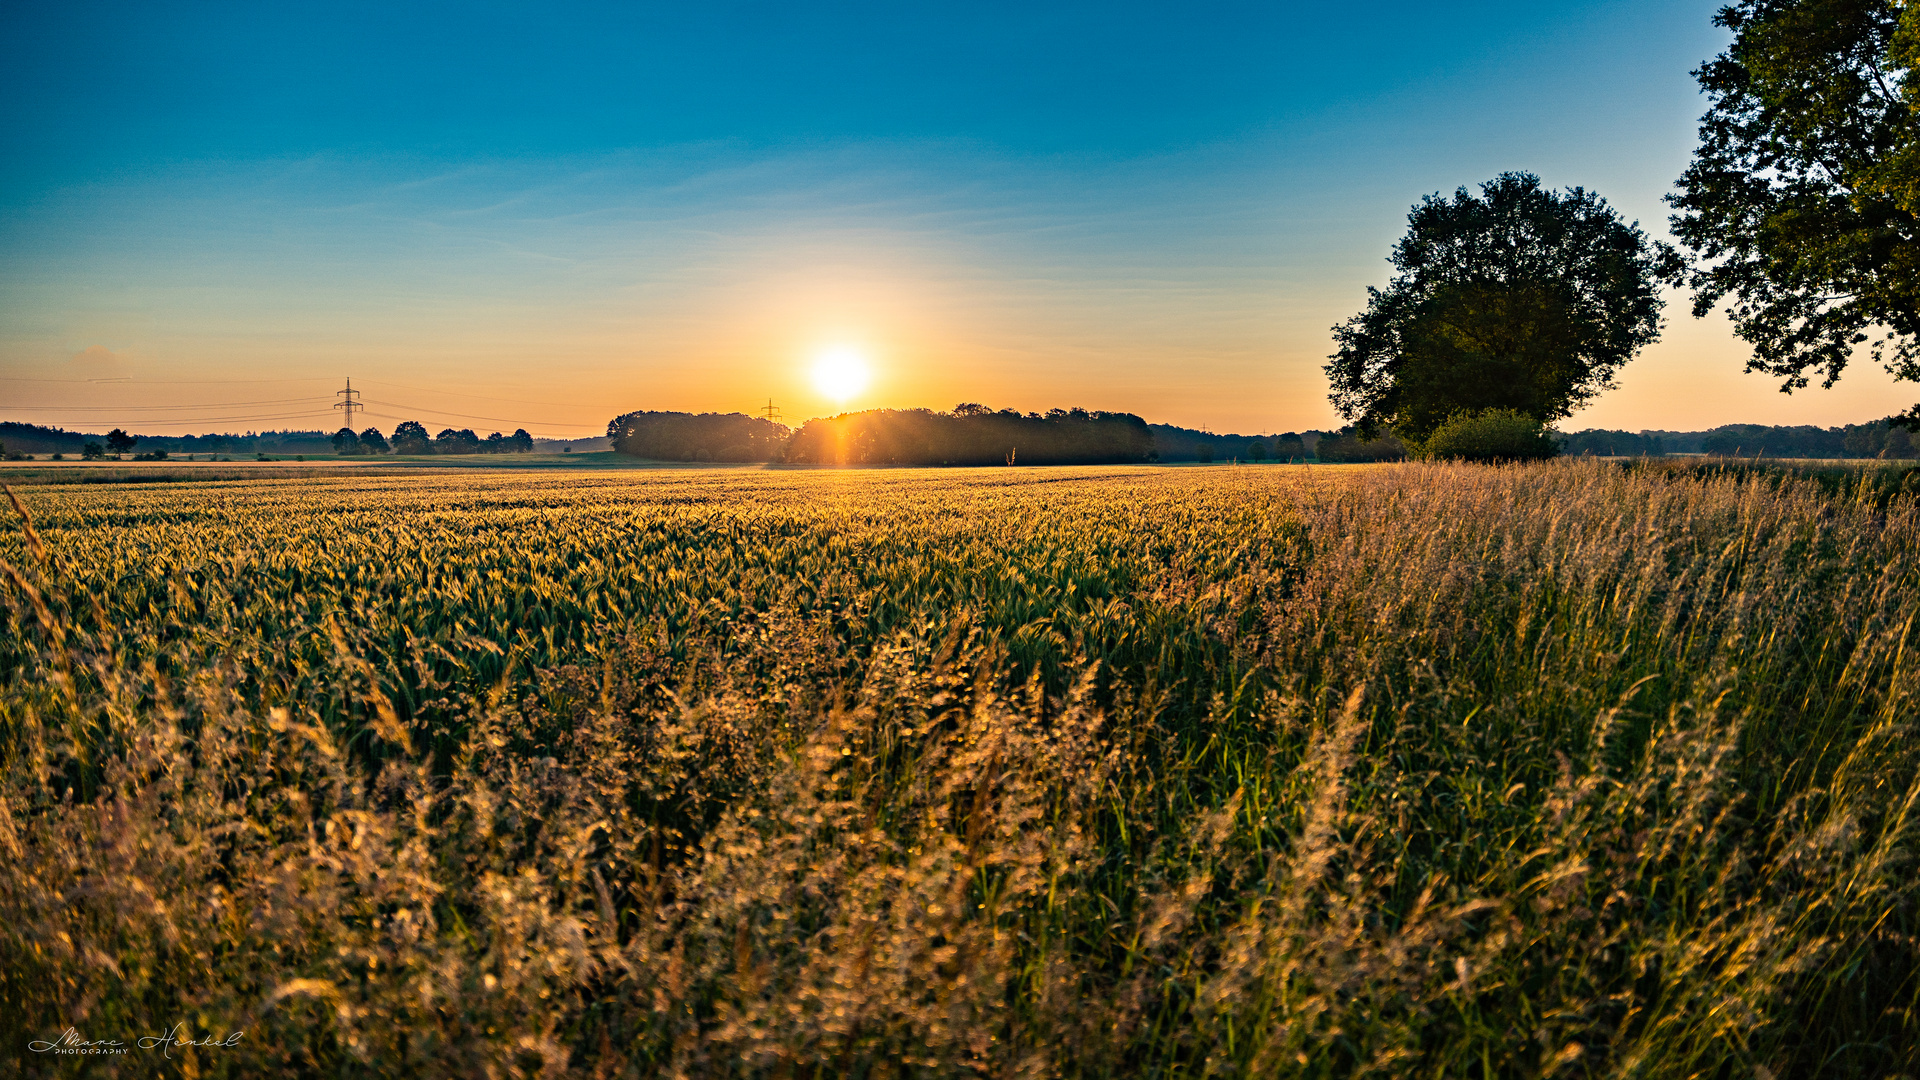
355, 407, 601, 436
2, 411, 334, 427
0, 396, 321, 411
356, 378, 601, 410
3, 374, 599, 409
362, 398, 594, 428
0, 376, 336, 385
5, 381, 607, 437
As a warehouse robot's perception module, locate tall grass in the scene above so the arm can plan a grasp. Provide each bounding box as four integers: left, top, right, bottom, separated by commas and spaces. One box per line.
0, 461, 1915, 1077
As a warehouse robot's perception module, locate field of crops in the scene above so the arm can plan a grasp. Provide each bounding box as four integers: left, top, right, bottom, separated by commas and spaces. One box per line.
1, 462, 1917, 1077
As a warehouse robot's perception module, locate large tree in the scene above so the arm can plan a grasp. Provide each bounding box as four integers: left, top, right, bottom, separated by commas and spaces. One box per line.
1669, 0, 1920, 424
1327, 173, 1678, 442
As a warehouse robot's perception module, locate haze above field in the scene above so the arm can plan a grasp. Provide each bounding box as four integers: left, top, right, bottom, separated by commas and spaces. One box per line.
1, 0, 1909, 436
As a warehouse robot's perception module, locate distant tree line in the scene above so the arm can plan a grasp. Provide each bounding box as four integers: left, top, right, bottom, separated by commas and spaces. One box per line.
1697, 422, 1916, 459
1147, 425, 1313, 463
1314, 428, 1409, 462
606, 411, 791, 462
1558, 422, 1917, 459
607, 406, 1329, 466
1557, 430, 1669, 457
782, 407, 1152, 466
331, 423, 535, 455
8, 411, 1916, 466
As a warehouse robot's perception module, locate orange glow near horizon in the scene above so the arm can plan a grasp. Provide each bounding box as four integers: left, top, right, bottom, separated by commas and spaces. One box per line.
4, 229, 1916, 439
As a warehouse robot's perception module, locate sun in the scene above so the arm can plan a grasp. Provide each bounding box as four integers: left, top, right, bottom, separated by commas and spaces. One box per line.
810, 346, 871, 404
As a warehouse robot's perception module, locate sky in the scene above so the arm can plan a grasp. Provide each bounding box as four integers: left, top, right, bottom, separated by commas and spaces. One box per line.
1, 0, 1912, 438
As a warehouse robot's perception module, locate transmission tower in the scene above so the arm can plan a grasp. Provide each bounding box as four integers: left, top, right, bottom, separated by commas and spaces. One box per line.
759, 398, 783, 424
334, 377, 364, 429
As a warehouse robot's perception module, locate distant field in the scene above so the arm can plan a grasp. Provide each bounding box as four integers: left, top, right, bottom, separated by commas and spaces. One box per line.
1, 462, 1915, 1076
0, 450, 701, 484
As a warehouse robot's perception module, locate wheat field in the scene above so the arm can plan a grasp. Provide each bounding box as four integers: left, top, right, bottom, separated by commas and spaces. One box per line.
0, 461, 1916, 1077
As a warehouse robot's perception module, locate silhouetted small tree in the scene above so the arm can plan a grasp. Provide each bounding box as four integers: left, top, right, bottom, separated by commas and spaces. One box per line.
359, 427, 391, 454
105, 429, 137, 455
509, 429, 534, 453
391, 421, 432, 455
435, 428, 481, 454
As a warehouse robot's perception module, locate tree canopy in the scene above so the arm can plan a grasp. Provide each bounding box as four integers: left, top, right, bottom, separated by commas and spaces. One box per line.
1327, 172, 1679, 442
392, 421, 432, 455
1669, 0, 1920, 425
434, 428, 482, 455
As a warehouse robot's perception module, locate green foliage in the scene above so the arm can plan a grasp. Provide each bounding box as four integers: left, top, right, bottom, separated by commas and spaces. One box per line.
1, 466, 1918, 1076
357, 427, 390, 455
1416, 408, 1560, 462
1670, 0, 1920, 424
1329, 172, 1680, 442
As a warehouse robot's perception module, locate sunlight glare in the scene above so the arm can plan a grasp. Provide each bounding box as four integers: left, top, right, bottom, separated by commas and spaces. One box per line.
811, 346, 872, 403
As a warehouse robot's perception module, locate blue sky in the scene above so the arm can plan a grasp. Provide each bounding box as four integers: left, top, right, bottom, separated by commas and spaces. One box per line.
1, 0, 1907, 436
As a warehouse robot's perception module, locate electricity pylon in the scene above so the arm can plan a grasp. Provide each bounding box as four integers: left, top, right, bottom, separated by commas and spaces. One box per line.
334, 378, 364, 429
759, 398, 783, 424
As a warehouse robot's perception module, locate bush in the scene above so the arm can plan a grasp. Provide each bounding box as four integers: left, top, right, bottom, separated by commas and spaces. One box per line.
1417, 409, 1558, 462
